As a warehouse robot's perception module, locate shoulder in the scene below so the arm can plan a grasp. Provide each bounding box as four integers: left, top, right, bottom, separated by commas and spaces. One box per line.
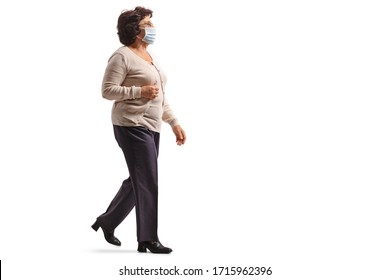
109, 46, 130, 59
108, 46, 137, 65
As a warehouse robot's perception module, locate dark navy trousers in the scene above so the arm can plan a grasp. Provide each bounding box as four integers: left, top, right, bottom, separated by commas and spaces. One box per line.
96, 125, 160, 242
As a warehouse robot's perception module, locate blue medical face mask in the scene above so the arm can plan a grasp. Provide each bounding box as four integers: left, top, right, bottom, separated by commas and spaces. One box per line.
141, 27, 156, 44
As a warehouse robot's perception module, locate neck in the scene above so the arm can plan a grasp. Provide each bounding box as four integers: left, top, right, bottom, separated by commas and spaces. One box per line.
130, 38, 148, 50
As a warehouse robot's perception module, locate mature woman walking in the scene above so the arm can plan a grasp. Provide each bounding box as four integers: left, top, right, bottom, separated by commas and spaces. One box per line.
91, 6, 186, 254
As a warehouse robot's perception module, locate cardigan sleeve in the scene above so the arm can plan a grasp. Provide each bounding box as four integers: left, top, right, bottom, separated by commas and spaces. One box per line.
162, 96, 179, 127
101, 53, 142, 101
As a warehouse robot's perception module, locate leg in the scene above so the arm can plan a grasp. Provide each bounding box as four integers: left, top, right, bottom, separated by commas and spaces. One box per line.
113, 125, 160, 242
95, 177, 136, 232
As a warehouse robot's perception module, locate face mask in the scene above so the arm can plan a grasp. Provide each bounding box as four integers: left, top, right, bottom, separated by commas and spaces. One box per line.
141, 27, 156, 44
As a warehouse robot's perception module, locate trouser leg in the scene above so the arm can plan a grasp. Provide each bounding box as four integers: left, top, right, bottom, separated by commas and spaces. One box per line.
96, 177, 136, 232
98, 125, 160, 241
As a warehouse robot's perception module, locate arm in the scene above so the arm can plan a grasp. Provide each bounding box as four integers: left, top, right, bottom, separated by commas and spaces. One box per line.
162, 96, 186, 145
101, 53, 142, 101
102, 53, 160, 101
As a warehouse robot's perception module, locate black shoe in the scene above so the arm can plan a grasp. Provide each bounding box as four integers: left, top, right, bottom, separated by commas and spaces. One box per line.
138, 241, 172, 254
91, 220, 121, 246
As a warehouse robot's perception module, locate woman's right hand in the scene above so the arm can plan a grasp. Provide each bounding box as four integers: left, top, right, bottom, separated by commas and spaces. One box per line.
141, 85, 159, 100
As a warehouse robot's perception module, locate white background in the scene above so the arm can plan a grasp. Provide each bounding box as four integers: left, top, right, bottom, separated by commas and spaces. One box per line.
0, 0, 389, 279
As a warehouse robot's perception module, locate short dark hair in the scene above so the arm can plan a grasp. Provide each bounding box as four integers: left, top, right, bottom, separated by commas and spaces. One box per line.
117, 6, 153, 46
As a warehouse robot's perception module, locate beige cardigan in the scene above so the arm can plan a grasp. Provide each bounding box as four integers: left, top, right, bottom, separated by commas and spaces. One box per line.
102, 46, 179, 132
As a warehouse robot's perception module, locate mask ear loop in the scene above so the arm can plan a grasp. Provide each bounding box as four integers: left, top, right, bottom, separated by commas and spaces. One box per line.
136, 26, 146, 41
136, 29, 143, 41
136, 27, 148, 41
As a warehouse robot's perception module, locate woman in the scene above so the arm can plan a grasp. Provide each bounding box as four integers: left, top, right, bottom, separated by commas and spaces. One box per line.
91, 6, 186, 254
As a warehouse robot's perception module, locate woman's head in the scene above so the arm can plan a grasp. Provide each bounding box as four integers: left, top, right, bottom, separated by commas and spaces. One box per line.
117, 6, 153, 46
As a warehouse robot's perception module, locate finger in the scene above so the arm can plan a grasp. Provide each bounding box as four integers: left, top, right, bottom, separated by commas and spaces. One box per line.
178, 129, 186, 141
177, 135, 185, 144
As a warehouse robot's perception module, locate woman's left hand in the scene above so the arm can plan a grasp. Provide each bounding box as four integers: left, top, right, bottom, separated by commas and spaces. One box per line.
172, 125, 186, 146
